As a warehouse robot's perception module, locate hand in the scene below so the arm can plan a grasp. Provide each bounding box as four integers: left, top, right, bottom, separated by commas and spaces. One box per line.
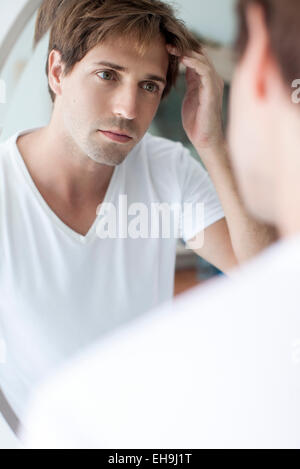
166, 45, 225, 155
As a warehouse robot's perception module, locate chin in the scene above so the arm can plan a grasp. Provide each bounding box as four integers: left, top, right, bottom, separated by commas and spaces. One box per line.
96, 152, 127, 166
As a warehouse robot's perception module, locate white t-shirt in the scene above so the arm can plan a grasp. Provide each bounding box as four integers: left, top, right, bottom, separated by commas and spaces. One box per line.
22, 235, 300, 449
0, 128, 224, 419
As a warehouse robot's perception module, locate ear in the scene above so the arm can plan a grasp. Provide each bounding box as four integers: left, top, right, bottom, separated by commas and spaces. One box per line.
48, 49, 65, 99
243, 3, 273, 100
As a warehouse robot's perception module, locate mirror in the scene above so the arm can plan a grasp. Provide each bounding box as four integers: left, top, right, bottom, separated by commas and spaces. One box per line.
0, 0, 238, 434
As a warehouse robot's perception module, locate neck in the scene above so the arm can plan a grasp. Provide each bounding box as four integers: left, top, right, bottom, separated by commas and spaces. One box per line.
17, 118, 115, 207
277, 182, 300, 241
275, 113, 300, 240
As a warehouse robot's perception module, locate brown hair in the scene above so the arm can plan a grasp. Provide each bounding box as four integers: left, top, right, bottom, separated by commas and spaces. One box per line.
34, 0, 201, 102
235, 0, 300, 88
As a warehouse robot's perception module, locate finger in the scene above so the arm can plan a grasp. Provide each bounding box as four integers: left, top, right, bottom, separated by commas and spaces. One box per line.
181, 56, 210, 75
167, 46, 220, 86
166, 45, 208, 61
166, 44, 181, 57
182, 56, 210, 73
181, 56, 223, 89
185, 66, 201, 88
197, 48, 216, 70
182, 57, 215, 90
184, 49, 213, 68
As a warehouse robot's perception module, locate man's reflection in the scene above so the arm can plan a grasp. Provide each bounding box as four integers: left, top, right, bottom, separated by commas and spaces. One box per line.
0, 0, 275, 422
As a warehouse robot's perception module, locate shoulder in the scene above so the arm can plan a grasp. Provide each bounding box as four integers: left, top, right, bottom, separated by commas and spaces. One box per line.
0, 136, 14, 166
0, 137, 12, 154
180, 236, 300, 316
0, 134, 22, 194
22, 238, 300, 449
142, 133, 185, 161
139, 133, 201, 180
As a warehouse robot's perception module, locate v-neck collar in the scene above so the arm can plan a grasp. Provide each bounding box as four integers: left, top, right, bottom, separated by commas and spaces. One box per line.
10, 128, 120, 245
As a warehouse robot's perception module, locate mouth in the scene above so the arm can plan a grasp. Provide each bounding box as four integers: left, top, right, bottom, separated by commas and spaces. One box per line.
98, 129, 133, 144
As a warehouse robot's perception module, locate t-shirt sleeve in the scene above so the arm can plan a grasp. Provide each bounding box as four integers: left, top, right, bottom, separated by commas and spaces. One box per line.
178, 145, 225, 242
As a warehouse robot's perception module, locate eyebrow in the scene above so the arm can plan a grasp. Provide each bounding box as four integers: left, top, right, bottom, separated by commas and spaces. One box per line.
93, 61, 167, 87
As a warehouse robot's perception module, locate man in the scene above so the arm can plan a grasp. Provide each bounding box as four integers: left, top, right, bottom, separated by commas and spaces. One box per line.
0, 0, 273, 422
21, 0, 300, 449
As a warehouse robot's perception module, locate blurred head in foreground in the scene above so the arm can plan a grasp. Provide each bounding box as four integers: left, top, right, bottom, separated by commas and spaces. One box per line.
229, 0, 300, 237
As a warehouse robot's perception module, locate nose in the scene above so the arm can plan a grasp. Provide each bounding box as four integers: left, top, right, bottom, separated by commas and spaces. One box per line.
112, 84, 138, 120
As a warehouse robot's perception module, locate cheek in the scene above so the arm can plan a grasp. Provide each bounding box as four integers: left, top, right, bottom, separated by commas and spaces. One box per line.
229, 71, 255, 171
81, 91, 107, 120
64, 75, 104, 111
140, 98, 160, 125
228, 89, 244, 171
229, 73, 244, 137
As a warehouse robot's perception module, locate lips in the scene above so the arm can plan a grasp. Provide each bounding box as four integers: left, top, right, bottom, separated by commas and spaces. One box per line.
105, 129, 131, 137
98, 129, 133, 144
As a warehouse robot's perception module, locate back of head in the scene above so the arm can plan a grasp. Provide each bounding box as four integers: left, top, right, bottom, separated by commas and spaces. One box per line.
236, 0, 300, 91
34, 0, 201, 102
229, 0, 300, 228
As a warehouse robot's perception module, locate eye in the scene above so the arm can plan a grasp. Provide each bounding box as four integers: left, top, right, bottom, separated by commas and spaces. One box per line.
143, 82, 159, 93
97, 70, 115, 81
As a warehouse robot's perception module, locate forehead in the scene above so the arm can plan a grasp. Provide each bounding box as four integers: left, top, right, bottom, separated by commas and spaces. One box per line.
81, 35, 169, 76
